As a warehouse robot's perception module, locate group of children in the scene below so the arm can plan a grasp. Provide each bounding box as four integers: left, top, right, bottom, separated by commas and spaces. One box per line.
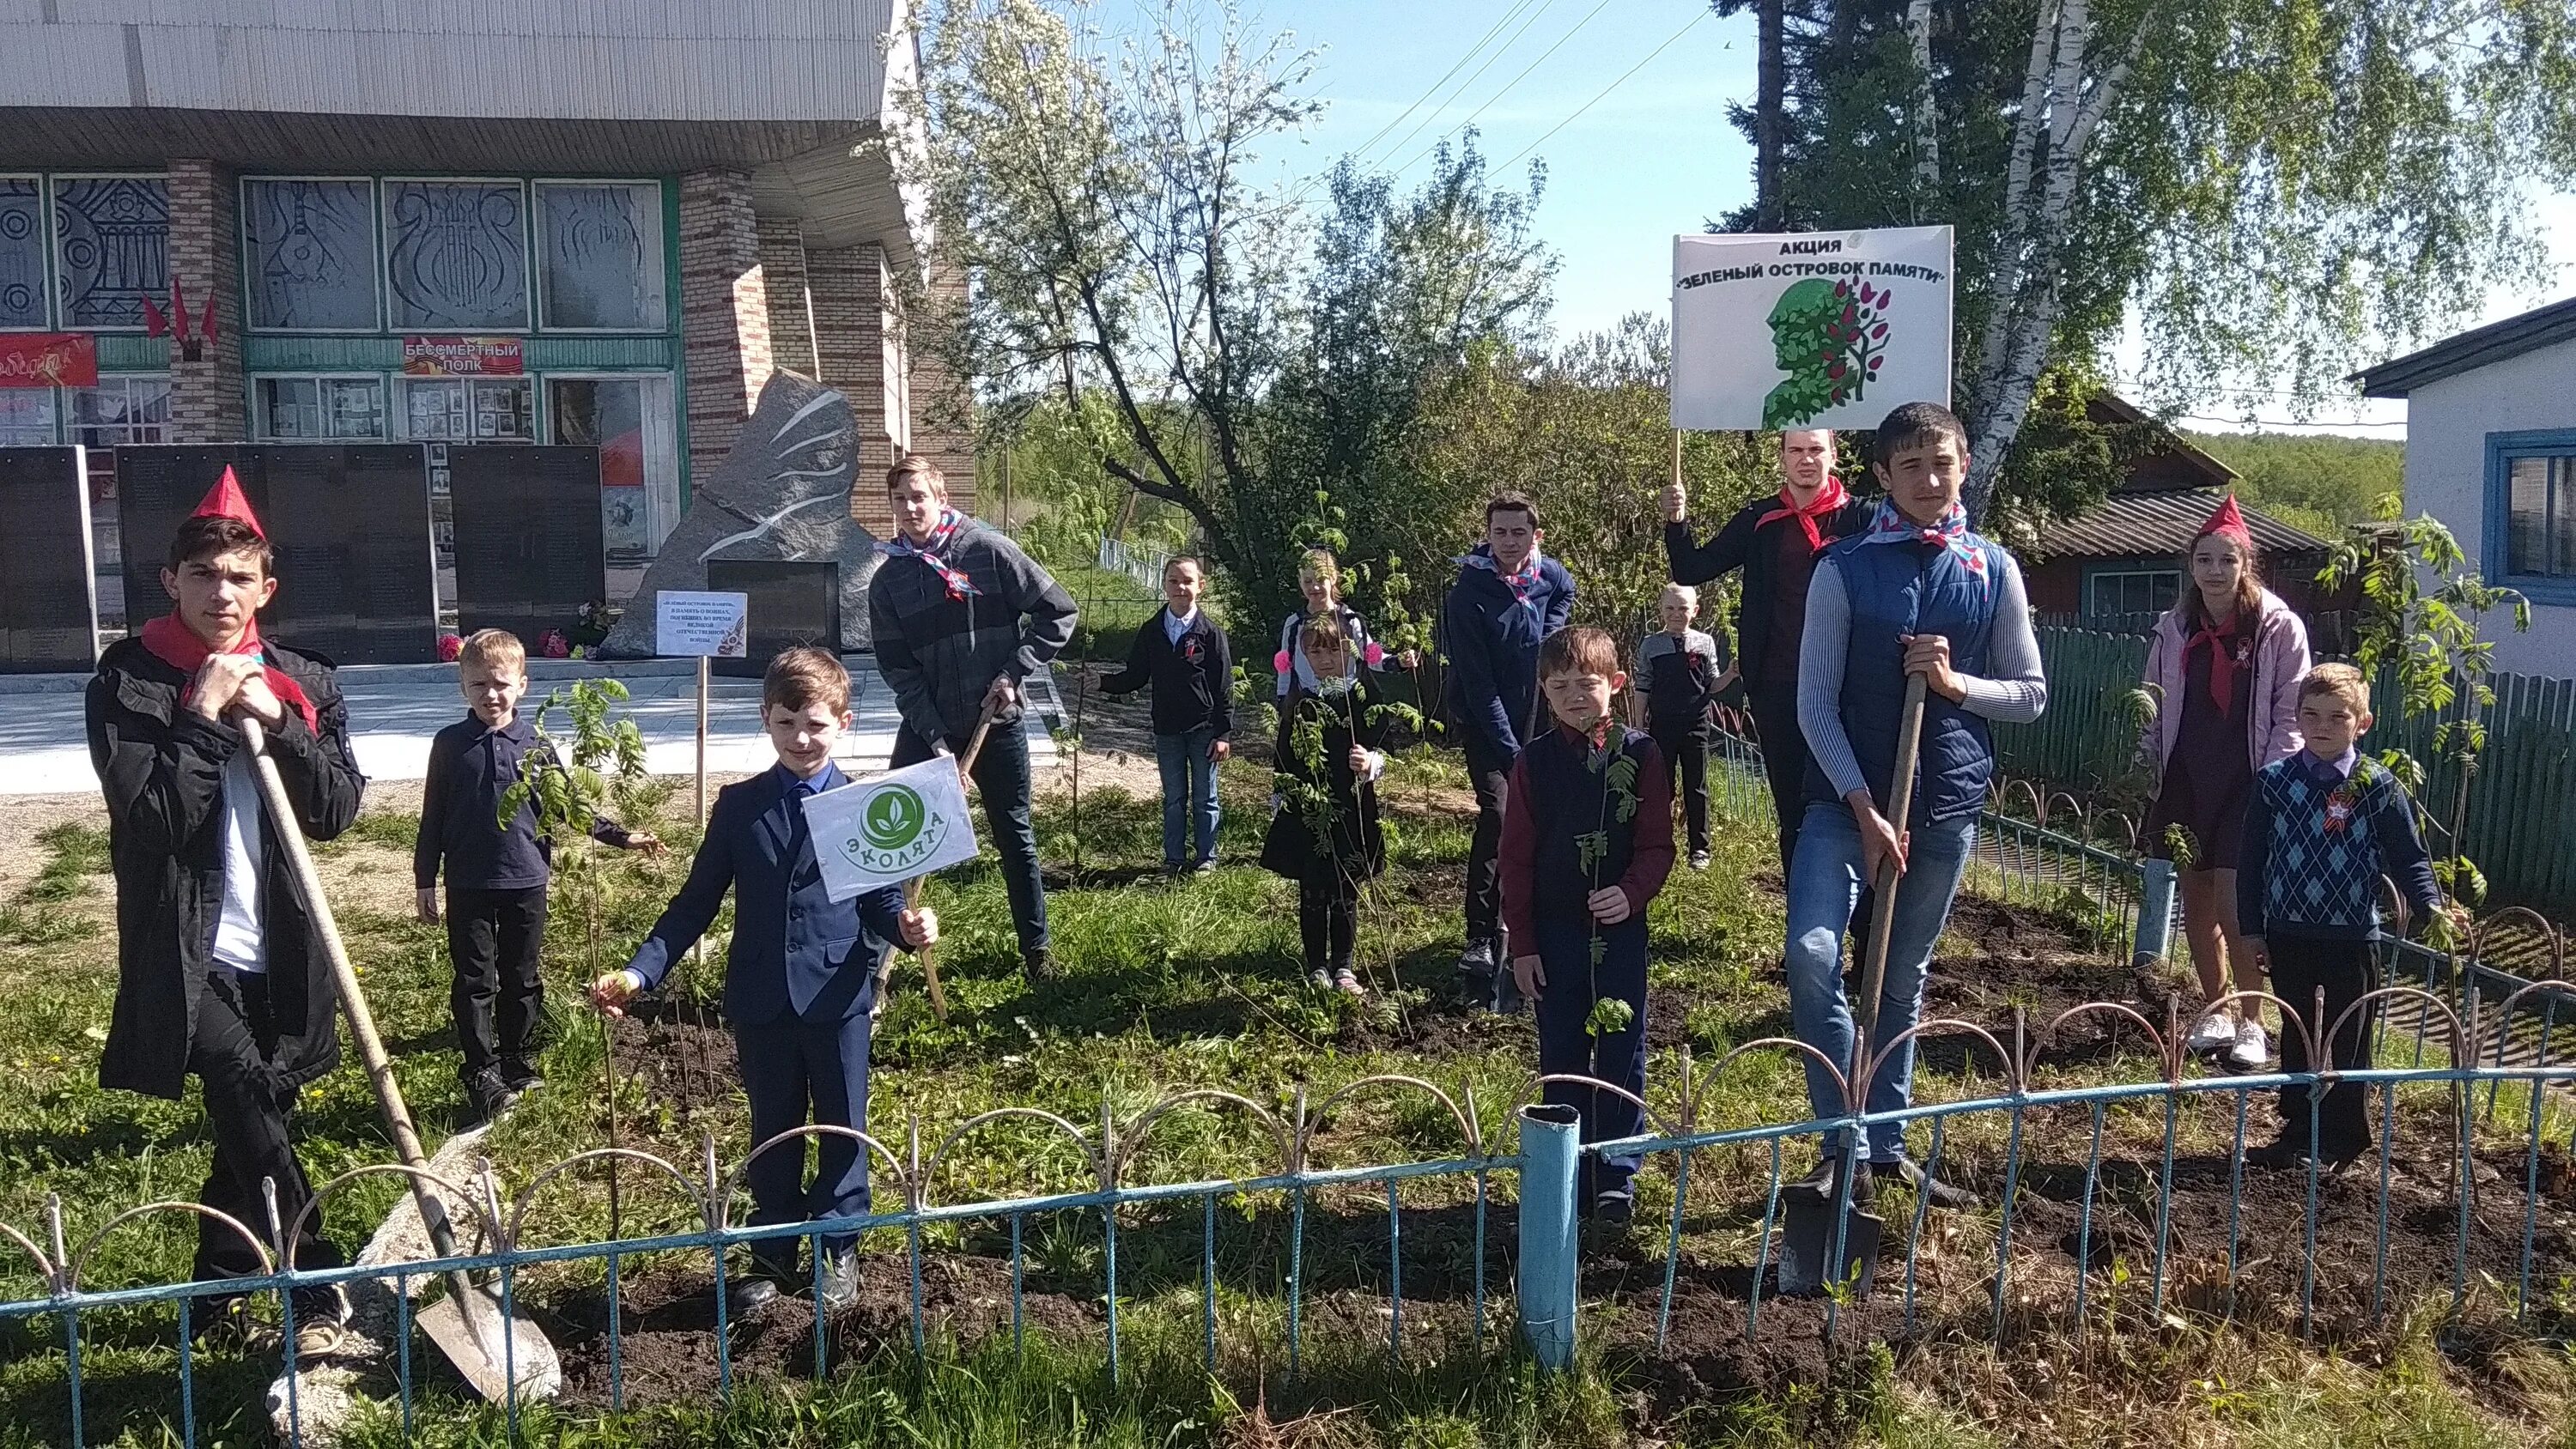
109, 432, 2465, 1347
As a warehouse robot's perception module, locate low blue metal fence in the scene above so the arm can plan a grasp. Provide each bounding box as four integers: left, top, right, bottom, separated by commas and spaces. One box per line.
7, 721, 2575, 1446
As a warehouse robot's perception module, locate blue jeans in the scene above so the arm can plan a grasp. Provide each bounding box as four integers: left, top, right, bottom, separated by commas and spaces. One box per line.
1154, 726, 1221, 866
1783, 799, 1976, 1161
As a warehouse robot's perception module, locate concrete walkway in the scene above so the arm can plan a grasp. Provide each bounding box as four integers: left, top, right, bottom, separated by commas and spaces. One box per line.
0, 658, 1060, 797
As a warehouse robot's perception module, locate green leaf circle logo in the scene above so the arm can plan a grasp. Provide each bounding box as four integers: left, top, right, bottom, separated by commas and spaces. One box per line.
861, 785, 927, 851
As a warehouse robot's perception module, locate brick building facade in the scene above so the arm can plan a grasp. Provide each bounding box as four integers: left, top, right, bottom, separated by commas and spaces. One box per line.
1, 3, 970, 613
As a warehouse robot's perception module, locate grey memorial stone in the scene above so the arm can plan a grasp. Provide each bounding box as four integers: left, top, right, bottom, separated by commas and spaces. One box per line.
601, 373, 881, 658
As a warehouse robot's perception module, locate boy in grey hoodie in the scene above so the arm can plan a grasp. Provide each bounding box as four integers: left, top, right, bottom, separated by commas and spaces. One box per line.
867, 456, 1078, 980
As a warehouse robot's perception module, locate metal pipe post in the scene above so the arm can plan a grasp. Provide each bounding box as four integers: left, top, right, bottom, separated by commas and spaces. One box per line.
1516, 1103, 1582, 1371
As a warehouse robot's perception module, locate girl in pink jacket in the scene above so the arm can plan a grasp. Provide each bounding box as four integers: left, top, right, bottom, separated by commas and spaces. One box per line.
2137, 496, 2312, 1072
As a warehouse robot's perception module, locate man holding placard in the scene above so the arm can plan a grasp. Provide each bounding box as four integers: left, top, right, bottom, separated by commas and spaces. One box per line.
1663, 429, 1872, 876
868, 456, 1078, 983
592, 648, 938, 1316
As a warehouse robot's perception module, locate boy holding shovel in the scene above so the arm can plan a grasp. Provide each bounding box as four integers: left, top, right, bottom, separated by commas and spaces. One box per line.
590, 648, 936, 1316
1786, 403, 2046, 1211
84, 470, 364, 1358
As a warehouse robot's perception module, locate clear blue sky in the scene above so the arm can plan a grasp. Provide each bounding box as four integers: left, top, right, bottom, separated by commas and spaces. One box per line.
1089, 0, 2571, 436
1095, 0, 1759, 343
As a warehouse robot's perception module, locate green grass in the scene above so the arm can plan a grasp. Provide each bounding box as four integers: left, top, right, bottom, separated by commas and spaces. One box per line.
3, 743, 2575, 1445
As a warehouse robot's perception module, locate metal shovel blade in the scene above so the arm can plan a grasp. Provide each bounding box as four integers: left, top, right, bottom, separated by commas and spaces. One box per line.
1777, 1185, 1881, 1300
414, 1279, 562, 1403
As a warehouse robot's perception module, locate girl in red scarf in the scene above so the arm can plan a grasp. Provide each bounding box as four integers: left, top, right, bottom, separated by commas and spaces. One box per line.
2138, 495, 2312, 1073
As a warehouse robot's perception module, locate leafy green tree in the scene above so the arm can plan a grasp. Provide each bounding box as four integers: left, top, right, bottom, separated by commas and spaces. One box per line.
1254, 141, 1558, 633
2184, 429, 2404, 539
1411, 319, 1770, 640
1727, 0, 2576, 526
887, 0, 1316, 590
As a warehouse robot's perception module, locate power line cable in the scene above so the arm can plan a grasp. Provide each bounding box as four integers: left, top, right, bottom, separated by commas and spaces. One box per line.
1342, 0, 1546, 167
1497, 8, 1707, 171
1388, 0, 1623, 178
1370, 0, 1565, 173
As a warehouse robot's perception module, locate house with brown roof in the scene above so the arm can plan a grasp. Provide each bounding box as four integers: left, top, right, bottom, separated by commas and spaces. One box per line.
2022, 394, 2344, 640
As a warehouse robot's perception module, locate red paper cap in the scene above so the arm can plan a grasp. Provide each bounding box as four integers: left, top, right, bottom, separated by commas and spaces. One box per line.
2196, 494, 2252, 545
189, 466, 265, 538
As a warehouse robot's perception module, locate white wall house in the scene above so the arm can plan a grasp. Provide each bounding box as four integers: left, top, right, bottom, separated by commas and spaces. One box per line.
2358, 298, 2576, 680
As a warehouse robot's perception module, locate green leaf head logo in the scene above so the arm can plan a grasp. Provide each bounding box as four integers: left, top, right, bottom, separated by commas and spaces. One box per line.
1764, 276, 1893, 427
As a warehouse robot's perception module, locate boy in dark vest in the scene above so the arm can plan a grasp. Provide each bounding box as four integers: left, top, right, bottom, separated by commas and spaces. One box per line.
1787, 403, 2047, 1210
2237, 663, 2452, 1169
1504, 627, 1676, 1224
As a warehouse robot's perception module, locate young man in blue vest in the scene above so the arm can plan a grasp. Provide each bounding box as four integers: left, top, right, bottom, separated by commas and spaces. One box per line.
591, 648, 937, 1315
1788, 403, 2048, 1210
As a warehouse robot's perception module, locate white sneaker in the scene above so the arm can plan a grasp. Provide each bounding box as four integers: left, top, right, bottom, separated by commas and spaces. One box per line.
2226, 1019, 2270, 1073
2185, 1013, 2235, 1056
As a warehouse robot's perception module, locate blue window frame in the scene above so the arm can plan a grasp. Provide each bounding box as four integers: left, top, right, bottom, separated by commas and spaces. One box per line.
2485, 428, 2576, 607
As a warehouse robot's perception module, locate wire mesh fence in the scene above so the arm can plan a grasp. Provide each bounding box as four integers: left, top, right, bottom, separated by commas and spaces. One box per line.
7, 715, 2576, 1446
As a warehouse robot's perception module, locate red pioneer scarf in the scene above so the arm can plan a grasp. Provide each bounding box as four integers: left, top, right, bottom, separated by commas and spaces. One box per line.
139, 613, 319, 732
1757, 474, 1850, 553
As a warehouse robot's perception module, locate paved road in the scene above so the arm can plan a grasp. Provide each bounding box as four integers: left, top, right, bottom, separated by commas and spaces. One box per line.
0, 659, 1060, 797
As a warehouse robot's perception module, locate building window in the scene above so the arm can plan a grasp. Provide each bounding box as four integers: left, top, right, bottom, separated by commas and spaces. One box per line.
538, 182, 665, 331
399, 377, 532, 441
243, 179, 380, 331
256, 375, 387, 440
0, 389, 54, 445
384, 180, 528, 330
53, 176, 168, 330
2504, 452, 2576, 579
0, 178, 45, 330
68, 377, 170, 448
550, 375, 677, 562
2088, 568, 2178, 617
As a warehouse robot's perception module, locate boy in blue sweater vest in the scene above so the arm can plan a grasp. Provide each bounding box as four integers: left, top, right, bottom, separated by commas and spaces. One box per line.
1504, 627, 1675, 1224
2238, 663, 2452, 1168
590, 648, 937, 1315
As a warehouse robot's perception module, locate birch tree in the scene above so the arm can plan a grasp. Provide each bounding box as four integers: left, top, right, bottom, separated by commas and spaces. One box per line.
1742, 0, 2576, 524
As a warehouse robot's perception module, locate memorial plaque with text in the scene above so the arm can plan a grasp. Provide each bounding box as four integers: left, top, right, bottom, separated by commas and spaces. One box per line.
0, 446, 100, 672
447, 446, 606, 652
114, 446, 439, 664
706, 559, 840, 676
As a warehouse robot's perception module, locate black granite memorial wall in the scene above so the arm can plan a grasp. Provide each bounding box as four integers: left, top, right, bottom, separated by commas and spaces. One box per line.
705, 559, 841, 676
0, 446, 100, 673
447, 446, 606, 652
115, 445, 438, 664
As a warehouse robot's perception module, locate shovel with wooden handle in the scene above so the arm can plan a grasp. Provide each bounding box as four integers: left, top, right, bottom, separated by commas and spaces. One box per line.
1778, 671, 1929, 1300
239, 716, 560, 1403
875, 696, 1003, 1022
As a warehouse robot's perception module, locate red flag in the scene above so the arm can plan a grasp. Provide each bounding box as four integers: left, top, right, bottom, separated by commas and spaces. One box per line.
141, 294, 168, 338
197, 288, 218, 346
169, 279, 189, 344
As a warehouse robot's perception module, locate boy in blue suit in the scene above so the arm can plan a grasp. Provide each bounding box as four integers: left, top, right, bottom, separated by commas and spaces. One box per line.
590, 647, 936, 1315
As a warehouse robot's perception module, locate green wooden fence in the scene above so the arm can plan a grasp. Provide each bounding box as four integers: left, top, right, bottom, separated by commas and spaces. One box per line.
1991, 628, 2151, 792
1999, 627, 2576, 921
